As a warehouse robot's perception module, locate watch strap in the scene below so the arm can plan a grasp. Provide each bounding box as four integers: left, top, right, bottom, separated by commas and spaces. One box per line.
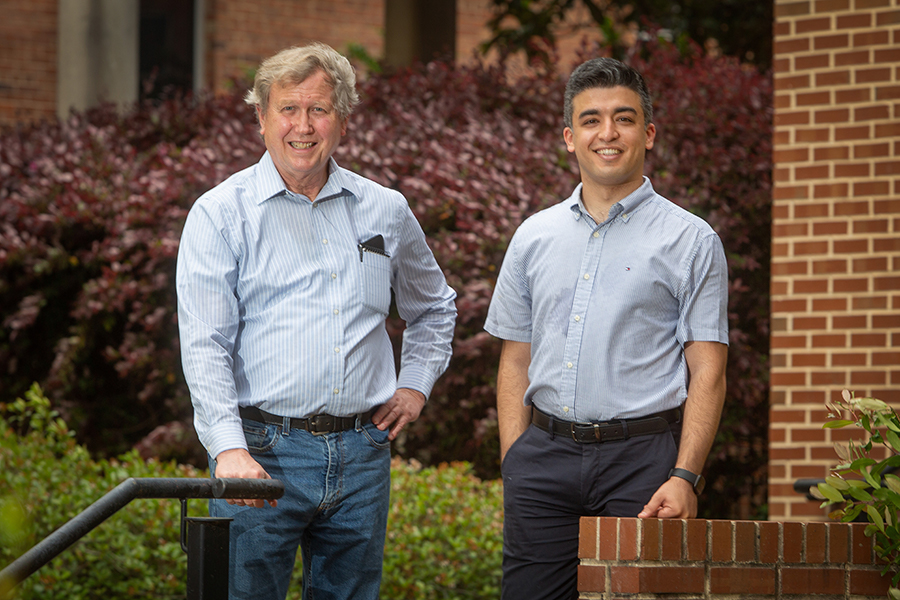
669, 467, 705, 495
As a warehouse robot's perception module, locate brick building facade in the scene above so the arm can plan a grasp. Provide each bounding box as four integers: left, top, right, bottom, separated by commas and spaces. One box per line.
770, 0, 900, 521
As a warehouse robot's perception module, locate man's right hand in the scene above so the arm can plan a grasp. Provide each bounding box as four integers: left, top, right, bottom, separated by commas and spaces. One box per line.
214, 448, 278, 508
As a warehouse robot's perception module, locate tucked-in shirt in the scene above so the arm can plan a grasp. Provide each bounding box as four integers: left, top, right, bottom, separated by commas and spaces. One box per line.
177, 152, 457, 458
484, 177, 728, 423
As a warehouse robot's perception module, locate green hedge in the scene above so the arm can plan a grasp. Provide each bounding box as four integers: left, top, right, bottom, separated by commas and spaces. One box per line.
0, 386, 502, 599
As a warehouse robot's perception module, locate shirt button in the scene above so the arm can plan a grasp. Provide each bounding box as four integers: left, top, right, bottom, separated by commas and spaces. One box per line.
593, 231, 599, 238
333, 388, 340, 394
574, 315, 581, 322
333, 309, 339, 315
334, 347, 341, 353
567, 362, 573, 369
563, 406, 570, 413
331, 273, 337, 279
322, 239, 328, 245
583, 274, 590, 280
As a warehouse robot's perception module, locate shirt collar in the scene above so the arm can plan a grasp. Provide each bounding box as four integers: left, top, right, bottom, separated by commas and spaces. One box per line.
567, 176, 655, 223
254, 153, 361, 205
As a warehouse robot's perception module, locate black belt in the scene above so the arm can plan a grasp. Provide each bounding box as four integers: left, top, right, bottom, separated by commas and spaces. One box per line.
239, 406, 376, 435
531, 406, 681, 444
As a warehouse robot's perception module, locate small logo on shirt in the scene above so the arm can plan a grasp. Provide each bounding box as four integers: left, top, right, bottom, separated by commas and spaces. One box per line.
625, 267, 631, 271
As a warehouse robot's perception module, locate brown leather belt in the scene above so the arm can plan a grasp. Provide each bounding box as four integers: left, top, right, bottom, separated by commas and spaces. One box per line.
531, 405, 682, 444
240, 405, 376, 435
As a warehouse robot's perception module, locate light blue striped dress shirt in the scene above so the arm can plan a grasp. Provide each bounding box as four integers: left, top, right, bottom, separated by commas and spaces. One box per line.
485, 177, 728, 423
176, 152, 457, 458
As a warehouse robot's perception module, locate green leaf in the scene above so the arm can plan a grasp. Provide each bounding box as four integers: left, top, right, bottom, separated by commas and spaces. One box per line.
825, 476, 850, 491
818, 483, 846, 504
844, 504, 863, 522
848, 486, 874, 503
848, 457, 878, 471
886, 476, 900, 497
868, 505, 886, 534
863, 468, 881, 490
824, 420, 855, 429
885, 428, 900, 452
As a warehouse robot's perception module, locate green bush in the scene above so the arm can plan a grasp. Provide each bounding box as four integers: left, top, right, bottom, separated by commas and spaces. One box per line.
817, 389, 900, 598
1, 386, 502, 599
1, 384, 202, 599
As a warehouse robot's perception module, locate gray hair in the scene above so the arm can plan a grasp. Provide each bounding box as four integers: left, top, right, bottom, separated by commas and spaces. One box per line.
244, 43, 359, 120
563, 57, 653, 129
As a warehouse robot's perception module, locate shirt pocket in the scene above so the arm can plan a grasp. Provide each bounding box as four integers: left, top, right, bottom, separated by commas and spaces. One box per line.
359, 250, 392, 315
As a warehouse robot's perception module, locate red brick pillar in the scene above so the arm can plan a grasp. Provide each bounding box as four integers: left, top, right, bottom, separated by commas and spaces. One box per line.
769, 0, 900, 521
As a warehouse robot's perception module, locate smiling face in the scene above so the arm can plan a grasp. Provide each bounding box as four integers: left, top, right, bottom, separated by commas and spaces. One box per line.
563, 85, 656, 202
257, 69, 347, 200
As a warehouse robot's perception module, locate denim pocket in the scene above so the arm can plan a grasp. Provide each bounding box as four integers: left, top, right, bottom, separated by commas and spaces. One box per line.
242, 421, 280, 453
361, 423, 392, 450
359, 251, 391, 315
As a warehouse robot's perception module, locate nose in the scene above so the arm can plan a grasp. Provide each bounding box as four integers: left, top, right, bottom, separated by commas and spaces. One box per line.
292, 110, 314, 134
597, 118, 619, 141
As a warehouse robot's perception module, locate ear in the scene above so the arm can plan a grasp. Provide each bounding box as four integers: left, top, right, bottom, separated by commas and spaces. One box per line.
644, 122, 656, 151
256, 105, 266, 136
340, 117, 348, 137
563, 126, 575, 153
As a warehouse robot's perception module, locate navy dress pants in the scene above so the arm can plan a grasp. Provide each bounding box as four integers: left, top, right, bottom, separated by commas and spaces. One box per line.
500, 423, 680, 600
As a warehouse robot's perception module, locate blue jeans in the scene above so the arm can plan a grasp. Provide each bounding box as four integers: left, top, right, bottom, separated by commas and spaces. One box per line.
209, 417, 392, 600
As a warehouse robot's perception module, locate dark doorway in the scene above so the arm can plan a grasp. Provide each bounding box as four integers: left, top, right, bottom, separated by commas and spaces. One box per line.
139, 0, 195, 100
385, 0, 456, 67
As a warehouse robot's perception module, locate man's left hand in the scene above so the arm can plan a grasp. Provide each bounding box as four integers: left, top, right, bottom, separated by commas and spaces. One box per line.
372, 388, 425, 440
637, 476, 698, 519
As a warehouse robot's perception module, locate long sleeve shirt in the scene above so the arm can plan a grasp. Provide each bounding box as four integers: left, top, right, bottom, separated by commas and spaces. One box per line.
177, 153, 457, 458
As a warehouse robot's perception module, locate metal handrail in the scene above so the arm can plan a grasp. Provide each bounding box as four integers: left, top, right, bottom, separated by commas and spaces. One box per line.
0, 477, 284, 598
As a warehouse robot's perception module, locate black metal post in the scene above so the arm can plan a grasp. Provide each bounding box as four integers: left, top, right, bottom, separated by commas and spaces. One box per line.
186, 517, 232, 600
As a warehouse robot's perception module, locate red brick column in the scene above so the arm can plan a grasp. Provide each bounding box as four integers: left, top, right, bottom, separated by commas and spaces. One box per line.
203, 0, 387, 92
769, 0, 900, 521
0, 0, 57, 125
578, 516, 892, 599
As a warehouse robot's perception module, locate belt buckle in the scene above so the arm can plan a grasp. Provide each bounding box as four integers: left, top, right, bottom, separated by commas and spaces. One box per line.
570, 422, 601, 444
308, 415, 334, 435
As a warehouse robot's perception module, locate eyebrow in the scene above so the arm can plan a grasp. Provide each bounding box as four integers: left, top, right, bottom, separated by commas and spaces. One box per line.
577, 106, 638, 120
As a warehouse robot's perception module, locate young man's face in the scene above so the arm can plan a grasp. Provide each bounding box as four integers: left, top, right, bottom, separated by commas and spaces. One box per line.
257, 69, 347, 199
563, 85, 656, 196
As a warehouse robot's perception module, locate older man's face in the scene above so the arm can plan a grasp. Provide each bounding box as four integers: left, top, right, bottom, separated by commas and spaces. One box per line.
257, 69, 347, 200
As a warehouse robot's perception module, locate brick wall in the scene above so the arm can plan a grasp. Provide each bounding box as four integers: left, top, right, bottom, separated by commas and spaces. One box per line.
203, 0, 386, 93
0, 1, 607, 128
769, 0, 900, 521
578, 516, 892, 599
0, 0, 57, 125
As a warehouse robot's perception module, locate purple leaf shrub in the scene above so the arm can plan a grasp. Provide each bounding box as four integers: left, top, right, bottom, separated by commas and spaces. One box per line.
0, 38, 771, 518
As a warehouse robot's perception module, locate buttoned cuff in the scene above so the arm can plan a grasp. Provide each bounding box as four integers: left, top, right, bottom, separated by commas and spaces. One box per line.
396, 364, 437, 401
202, 420, 249, 460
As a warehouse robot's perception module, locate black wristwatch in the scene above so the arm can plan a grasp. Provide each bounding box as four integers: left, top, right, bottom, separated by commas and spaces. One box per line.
668, 468, 706, 495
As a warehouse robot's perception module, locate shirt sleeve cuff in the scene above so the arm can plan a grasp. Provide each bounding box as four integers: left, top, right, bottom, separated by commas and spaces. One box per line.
203, 421, 249, 460
397, 364, 437, 401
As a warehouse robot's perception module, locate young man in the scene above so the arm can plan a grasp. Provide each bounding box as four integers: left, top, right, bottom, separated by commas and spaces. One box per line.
484, 57, 729, 600
176, 43, 456, 600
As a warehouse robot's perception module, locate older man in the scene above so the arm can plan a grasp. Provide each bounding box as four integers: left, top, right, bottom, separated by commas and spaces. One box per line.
176, 43, 457, 600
